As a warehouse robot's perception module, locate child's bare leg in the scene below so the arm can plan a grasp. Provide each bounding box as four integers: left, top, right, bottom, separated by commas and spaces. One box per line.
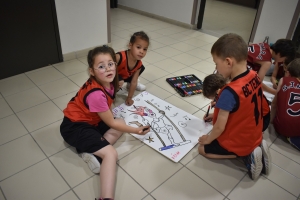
198, 145, 236, 159
93, 145, 118, 199
104, 118, 124, 145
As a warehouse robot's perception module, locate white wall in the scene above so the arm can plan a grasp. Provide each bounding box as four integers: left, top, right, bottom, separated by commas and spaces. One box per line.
118, 0, 195, 24
55, 0, 108, 54
253, 0, 298, 43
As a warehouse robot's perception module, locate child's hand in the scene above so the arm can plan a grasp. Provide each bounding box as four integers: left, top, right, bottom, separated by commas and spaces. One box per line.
198, 135, 210, 145
203, 113, 213, 122
272, 83, 278, 89
125, 98, 134, 106
119, 80, 124, 89
210, 100, 216, 108
137, 125, 150, 135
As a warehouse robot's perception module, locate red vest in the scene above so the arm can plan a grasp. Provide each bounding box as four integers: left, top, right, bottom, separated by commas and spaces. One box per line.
247, 43, 272, 72
117, 50, 143, 79
63, 78, 115, 126
273, 77, 300, 137
213, 70, 263, 156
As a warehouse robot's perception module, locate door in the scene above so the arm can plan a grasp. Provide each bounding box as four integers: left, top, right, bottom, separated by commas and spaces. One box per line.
0, 0, 62, 79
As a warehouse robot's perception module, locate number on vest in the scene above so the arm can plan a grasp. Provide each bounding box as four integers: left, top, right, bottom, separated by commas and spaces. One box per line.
251, 88, 263, 126
287, 92, 300, 116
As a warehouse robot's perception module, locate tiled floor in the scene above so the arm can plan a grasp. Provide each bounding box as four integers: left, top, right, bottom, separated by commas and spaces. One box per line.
0, 8, 300, 200
202, 0, 257, 42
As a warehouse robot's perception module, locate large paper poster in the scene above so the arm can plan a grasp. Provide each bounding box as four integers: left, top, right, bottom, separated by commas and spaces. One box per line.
112, 91, 213, 162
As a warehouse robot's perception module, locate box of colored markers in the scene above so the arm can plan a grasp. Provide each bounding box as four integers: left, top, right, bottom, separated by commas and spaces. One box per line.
166, 74, 203, 97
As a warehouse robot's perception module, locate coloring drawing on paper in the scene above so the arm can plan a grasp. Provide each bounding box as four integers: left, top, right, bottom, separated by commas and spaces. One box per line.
112, 91, 213, 162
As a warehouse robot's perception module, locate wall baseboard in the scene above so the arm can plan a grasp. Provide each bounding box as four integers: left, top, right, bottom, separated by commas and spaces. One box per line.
118, 5, 196, 30
62, 44, 108, 61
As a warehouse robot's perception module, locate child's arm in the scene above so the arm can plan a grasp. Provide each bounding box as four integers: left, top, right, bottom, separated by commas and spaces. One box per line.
125, 69, 140, 106
270, 78, 283, 123
256, 60, 272, 82
271, 63, 279, 89
199, 109, 229, 145
98, 109, 150, 135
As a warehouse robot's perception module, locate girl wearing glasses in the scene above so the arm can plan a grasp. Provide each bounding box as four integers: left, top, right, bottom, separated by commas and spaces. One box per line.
60, 46, 150, 200
116, 31, 149, 106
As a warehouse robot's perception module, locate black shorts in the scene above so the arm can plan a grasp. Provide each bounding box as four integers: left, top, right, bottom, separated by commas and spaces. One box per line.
60, 117, 111, 154
204, 139, 237, 156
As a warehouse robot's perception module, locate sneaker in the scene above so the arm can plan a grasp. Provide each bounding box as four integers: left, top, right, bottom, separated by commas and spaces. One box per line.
242, 146, 263, 180
260, 140, 270, 175
287, 137, 300, 151
126, 82, 146, 91
81, 153, 100, 173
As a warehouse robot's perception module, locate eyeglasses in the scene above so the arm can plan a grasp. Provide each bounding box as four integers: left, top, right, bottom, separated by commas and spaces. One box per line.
94, 62, 117, 73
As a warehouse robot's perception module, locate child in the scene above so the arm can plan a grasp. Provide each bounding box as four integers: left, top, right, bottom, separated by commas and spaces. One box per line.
271, 58, 300, 151
60, 46, 150, 200
203, 74, 270, 132
247, 39, 296, 95
198, 33, 271, 180
270, 39, 298, 89
116, 31, 149, 106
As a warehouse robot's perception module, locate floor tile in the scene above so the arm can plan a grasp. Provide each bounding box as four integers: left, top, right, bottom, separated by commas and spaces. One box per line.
77, 56, 88, 66
26, 66, 65, 85
17, 101, 63, 132
169, 32, 193, 41
186, 155, 246, 196
269, 148, 300, 179
0, 74, 35, 97
0, 98, 13, 119
178, 94, 211, 109
0, 115, 28, 145
164, 95, 199, 115
190, 60, 216, 75
153, 58, 188, 73
151, 167, 224, 200
143, 195, 155, 200
55, 191, 79, 200
270, 137, 300, 164
114, 138, 144, 160
200, 43, 214, 52
54, 60, 88, 76
68, 71, 89, 87
0, 159, 69, 200
73, 166, 148, 200
179, 146, 200, 165
50, 147, 94, 187
196, 34, 219, 43
186, 48, 212, 59
142, 51, 167, 64
153, 46, 182, 57
228, 175, 296, 200
148, 40, 166, 50
172, 67, 208, 82
39, 77, 79, 99
31, 120, 69, 157
171, 53, 202, 66
144, 83, 173, 100
169, 42, 198, 52
52, 91, 77, 111
184, 38, 210, 48
0, 190, 4, 200
0, 134, 46, 181
5, 87, 49, 112
152, 36, 179, 45
147, 31, 164, 39
118, 145, 183, 192
263, 124, 278, 147
265, 163, 300, 196
152, 75, 178, 95
140, 65, 169, 81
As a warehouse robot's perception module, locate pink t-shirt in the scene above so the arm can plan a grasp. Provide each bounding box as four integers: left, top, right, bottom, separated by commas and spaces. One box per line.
86, 83, 114, 112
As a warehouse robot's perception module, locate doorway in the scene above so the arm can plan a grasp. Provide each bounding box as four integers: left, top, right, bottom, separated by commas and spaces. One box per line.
0, 0, 62, 79
197, 0, 259, 43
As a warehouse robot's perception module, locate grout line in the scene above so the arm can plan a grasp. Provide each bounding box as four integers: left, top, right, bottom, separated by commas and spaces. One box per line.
224, 173, 248, 198
0, 186, 7, 200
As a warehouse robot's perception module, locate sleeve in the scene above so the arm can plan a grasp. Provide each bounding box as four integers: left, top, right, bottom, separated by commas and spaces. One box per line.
216, 88, 236, 112
86, 90, 109, 112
